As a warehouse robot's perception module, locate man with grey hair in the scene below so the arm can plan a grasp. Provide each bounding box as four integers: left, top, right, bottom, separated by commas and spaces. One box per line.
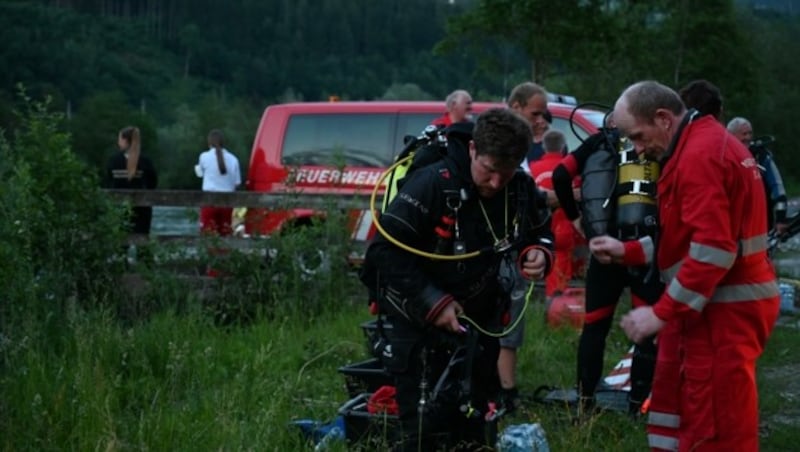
726, 116, 753, 144
590, 80, 780, 451
431, 89, 473, 127
727, 116, 788, 234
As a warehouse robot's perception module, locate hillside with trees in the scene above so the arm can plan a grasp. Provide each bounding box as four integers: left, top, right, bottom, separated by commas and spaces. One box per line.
1, 0, 798, 186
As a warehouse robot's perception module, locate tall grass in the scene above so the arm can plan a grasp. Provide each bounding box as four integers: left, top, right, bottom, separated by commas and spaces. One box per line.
0, 300, 364, 451
6, 282, 796, 451
0, 278, 637, 451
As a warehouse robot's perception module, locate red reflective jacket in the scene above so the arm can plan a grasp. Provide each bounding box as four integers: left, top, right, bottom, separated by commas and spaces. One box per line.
653, 115, 778, 321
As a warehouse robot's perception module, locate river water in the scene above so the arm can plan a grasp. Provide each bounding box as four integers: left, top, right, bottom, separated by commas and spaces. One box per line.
151, 206, 200, 236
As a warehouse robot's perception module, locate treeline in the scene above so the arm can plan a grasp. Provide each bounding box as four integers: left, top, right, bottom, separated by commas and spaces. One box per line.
32, 0, 492, 103
0, 0, 494, 188
1, 0, 799, 187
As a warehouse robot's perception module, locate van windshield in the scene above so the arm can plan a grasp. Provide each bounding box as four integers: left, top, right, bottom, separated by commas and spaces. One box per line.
282, 113, 438, 168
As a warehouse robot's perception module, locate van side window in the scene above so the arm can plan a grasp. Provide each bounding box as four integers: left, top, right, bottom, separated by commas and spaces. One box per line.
550, 110, 604, 152
550, 117, 589, 153
395, 113, 439, 158
282, 114, 395, 168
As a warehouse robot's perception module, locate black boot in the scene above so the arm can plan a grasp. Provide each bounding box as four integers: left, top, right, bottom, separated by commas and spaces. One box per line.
628, 397, 644, 420
572, 396, 597, 426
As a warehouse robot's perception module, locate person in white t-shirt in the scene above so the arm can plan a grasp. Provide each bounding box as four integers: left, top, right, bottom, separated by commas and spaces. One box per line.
195, 129, 241, 236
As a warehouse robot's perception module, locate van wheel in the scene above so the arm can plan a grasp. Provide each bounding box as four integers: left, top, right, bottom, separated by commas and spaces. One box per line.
278, 220, 333, 278
296, 248, 330, 277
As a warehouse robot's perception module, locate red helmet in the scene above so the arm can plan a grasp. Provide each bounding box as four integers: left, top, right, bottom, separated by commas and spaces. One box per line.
546, 288, 586, 329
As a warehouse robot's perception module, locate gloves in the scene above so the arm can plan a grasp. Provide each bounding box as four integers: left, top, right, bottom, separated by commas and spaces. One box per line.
497, 386, 521, 415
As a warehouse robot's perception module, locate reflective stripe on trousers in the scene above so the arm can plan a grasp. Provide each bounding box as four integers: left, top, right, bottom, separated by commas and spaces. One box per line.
647, 319, 681, 451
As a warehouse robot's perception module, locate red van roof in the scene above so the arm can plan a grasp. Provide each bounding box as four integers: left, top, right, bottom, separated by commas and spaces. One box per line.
259, 100, 596, 115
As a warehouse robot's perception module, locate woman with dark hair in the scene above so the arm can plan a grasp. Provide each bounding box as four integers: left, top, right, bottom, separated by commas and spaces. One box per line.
104, 126, 158, 234
195, 129, 241, 236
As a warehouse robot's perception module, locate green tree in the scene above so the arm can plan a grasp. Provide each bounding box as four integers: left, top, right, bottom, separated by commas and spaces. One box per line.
436, 0, 759, 106
436, 0, 615, 86
660, 0, 757, 110
380, 83, 435, 101
736, 8, 800, 181
178, 23, 201, 79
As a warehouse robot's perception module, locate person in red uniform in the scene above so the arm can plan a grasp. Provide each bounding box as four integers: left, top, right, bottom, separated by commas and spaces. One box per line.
430, 89, 473, 127
530, 129, 575, 297
590, 80, 780, 451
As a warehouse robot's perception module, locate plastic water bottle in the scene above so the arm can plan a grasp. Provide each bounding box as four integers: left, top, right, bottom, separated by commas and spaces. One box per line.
313, 417, 345, 451
126, 244, 137, 266
496, 423, 550, 452
779, 282, 797, 314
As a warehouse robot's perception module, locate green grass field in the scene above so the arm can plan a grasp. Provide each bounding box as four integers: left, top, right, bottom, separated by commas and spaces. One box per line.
2, 268, 797, 451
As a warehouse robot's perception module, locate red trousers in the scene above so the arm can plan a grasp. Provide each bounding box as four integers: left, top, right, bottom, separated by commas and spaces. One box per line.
647, 298, 779, 451
200, 206, 234, 236
545, 209, 575, 297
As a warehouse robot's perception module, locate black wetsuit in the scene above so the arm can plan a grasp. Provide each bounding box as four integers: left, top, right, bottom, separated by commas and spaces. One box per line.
360, 124, 552, 450
553, 131, 662, 412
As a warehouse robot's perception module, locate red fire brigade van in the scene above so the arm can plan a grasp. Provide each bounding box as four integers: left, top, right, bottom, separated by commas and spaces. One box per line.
244, 99, 605, 267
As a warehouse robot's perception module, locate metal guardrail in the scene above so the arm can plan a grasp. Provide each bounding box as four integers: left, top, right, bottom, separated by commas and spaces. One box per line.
105, 189, 371, 260
102, 189, 372, 209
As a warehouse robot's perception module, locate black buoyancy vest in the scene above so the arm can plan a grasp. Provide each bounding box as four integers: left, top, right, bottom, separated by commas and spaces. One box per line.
580, 134, 617, 239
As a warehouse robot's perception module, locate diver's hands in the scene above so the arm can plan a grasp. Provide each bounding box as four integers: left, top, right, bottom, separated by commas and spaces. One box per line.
542, 188, 559, 208
620, 306, 665, 343
522, 248, 547, 279
589, 235, 625, 264
433, 301, 465, 334
572, 187, 582, 202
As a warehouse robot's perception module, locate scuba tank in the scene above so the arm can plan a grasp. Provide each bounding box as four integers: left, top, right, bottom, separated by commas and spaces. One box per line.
615, 138, 659, 241
580, 130, 618, 239
579, 129, 659, 241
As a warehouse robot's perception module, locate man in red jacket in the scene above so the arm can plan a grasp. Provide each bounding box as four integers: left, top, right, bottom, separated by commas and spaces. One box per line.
591, 80, 780, 451
530, 129, 575, 297
430, 89, 473, 127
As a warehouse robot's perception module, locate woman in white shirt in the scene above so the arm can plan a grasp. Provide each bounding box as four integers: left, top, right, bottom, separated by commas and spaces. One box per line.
195, 129, 241, 236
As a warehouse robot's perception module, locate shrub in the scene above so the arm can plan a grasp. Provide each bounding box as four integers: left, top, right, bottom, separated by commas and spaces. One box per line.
0, 88, 128, 329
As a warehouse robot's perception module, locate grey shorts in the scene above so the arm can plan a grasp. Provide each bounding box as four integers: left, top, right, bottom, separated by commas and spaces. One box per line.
499, 279, 528, 348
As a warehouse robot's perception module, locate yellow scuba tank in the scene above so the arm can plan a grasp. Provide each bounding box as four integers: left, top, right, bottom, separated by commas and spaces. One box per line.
615, 138, 659, 240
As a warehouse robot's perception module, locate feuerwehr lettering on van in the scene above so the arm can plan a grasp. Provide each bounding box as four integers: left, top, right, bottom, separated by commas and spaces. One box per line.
293, 168, 382, 186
